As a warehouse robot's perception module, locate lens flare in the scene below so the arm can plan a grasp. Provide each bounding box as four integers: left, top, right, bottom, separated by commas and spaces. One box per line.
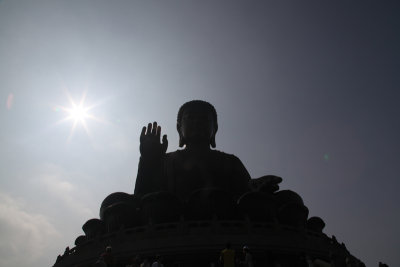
6, 93, 14, 110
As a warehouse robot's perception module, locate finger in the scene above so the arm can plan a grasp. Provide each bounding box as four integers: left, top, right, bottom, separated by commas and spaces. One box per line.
140, 126, 146, 141
156, 126, 161, 140
146, 123, 152, 135
151, 121, 157, 135
162, 134, 168, 152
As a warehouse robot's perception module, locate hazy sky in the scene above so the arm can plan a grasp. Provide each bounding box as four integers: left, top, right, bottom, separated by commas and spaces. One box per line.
1, 1, 399, 266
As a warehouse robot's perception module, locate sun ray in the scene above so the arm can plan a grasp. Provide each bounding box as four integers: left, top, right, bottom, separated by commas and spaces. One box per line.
55, 89, 104, 141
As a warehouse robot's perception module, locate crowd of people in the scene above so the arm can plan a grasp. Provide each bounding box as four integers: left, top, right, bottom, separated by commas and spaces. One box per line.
54, 241, 370, 267
92, 243, 256, 267
93, 247, 166, 267
219, 243, 253, 267
89, 243, 371, 267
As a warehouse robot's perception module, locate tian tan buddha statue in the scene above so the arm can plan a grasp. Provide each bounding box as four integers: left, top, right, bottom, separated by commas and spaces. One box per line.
54, 100, 358, 267
134, 100, 280, 201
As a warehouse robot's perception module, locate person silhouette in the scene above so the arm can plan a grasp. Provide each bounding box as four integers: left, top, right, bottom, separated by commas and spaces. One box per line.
151, 255, 164, 267
241, 246, 254, 267
220, 242, 236, 267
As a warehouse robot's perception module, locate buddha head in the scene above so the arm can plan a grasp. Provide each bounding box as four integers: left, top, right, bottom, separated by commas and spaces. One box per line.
177, 100, 218, 148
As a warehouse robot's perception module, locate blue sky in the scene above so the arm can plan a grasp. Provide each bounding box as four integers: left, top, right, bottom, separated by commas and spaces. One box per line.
1, 1, 399, 266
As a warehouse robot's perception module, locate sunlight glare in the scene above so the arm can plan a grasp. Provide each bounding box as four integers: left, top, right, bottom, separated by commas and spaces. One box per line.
67, 103, 90, 123
55, 90, 103, 141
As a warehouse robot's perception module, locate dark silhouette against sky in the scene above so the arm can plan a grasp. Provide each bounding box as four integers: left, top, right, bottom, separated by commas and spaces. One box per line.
0, 1, 399, 266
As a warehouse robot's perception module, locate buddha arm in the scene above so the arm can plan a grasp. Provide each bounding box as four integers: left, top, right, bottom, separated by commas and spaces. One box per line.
134, 155, 167, 196
229, 154, 251, 196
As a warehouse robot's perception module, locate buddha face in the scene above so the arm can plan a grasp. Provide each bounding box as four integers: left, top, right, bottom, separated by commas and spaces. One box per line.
179, 107, 216, 146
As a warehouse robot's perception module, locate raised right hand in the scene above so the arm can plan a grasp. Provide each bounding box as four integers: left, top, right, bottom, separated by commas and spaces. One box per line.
140, 122, 168, 158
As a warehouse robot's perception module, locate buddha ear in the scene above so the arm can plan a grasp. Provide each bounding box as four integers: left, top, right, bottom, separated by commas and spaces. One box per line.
210, 126, 217, 148
179, 133, 185, 147
210, 125, 218, 148
210, 135, 216, 148
177, 123, 185, 147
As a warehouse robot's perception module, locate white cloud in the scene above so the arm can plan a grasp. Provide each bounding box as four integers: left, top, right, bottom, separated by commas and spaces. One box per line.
34, 163, 96, 219
0, 192, 61, 267
0, 163, 102, 266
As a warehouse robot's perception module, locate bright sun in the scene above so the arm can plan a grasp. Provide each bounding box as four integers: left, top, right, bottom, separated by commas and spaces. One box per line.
56, 90, 101, 141
67, 103, 90, 123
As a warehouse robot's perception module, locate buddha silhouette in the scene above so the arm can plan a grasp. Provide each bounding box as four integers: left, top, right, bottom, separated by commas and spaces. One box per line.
56, 103, 360, 267
134, 100, 251, 200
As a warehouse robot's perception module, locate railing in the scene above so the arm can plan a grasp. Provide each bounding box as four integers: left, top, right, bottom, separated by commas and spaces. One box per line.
54, 219, 359, 267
